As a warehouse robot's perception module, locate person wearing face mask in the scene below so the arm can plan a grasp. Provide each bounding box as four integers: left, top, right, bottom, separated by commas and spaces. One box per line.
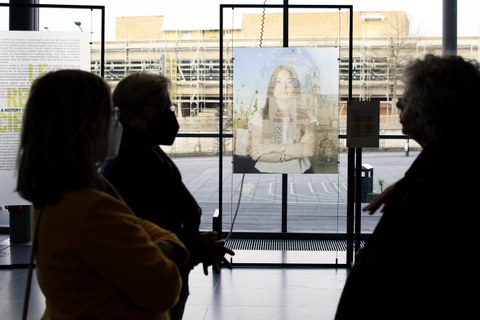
334, 54, 478, 319
16, 69, 188, 320
100, 72, 235, 320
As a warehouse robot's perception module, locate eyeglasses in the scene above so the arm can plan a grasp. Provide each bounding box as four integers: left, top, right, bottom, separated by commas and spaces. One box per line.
143, 101, 177, 113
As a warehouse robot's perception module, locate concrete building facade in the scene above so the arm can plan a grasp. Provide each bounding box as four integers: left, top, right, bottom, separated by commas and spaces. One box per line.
89, 10, 477, 152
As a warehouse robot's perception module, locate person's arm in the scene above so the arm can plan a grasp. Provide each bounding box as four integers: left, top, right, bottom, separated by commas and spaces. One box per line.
137, 218, 189, 266
362, 183, 396, 215
81, 195, 184, 314
196, 231, 235, 275
250, 122, 316, 163
249, 121, 282, 162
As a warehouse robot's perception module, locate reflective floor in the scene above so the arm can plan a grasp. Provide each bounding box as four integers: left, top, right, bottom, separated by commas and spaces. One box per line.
1, 238, 349, 320
2, 151, 413, 319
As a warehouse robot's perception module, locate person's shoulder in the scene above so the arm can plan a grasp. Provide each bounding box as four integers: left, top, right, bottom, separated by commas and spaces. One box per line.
101, 154, 136, 171
101, 150, 158, 179
65, 188, 122, 208
45, 188, 131, 228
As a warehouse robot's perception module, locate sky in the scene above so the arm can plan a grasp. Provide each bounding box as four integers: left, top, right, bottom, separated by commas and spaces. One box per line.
1, 0, 480, 40
233, 47, 339, 104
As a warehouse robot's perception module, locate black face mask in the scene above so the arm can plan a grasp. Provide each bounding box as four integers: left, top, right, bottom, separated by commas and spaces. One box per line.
145, 111, 179, 146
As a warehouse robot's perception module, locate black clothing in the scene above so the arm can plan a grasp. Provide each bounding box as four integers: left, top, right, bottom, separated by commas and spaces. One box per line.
101, 126, 203, 302
335, 144, 474, 319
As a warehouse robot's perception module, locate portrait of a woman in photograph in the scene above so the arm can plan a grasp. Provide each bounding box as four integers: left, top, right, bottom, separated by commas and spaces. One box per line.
233, 47, 339, 174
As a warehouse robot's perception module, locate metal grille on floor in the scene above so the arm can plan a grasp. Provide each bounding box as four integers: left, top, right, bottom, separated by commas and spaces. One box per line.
225, 238, 364, 251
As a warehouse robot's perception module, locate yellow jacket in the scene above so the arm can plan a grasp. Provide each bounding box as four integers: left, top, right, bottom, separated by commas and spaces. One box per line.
33, 188, 188, 320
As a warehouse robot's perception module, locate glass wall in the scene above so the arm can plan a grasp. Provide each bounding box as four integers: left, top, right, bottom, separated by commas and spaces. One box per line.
0, 1, 471, 263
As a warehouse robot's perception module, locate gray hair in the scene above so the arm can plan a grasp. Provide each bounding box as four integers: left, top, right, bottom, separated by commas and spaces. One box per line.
401, 54, 480, 146
112, 72, 171, 114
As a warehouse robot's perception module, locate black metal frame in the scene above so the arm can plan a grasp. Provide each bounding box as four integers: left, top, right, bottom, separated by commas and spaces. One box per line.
218, 3, 354, 265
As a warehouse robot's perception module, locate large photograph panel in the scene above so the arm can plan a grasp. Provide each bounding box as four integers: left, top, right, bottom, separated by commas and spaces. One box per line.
233, 47, 339, 174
